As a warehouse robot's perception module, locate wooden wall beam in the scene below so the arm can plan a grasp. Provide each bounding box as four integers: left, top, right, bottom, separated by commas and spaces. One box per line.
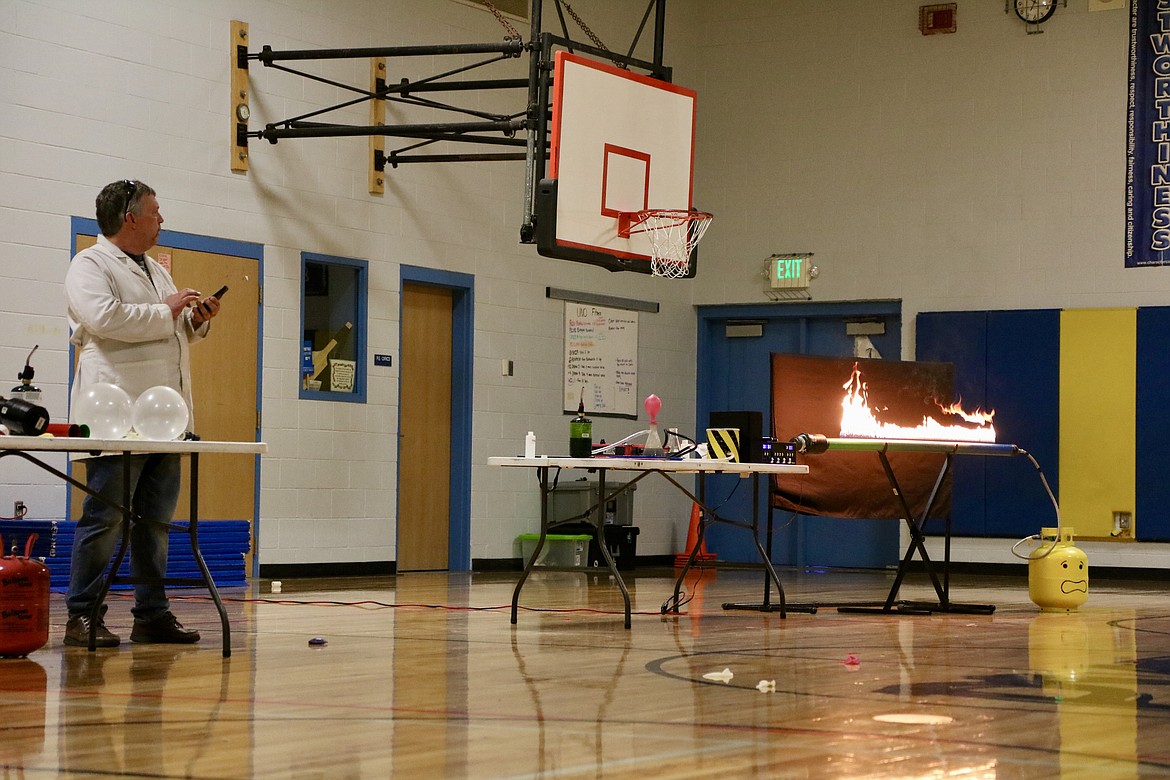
230, 20, 250, 173
369, 57, 386, 194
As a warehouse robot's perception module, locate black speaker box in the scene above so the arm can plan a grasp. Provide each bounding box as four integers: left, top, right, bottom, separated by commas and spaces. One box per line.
708, 410, 764, 463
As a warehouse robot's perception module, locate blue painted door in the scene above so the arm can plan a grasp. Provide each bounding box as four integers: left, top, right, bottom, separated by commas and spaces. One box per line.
696, 302, 902, 567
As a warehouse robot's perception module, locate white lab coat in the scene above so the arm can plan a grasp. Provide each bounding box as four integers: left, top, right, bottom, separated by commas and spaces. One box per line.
65, 235, 209, 430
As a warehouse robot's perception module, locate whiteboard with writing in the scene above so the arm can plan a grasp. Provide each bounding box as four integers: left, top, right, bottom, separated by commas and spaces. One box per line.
563, 303, 638, 417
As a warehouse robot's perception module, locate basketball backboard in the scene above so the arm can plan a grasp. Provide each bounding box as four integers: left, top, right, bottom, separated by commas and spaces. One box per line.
535, 51, 699, 275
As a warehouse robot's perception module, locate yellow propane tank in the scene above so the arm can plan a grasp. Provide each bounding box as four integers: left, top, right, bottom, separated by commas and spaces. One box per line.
1028, 527, 1088, 612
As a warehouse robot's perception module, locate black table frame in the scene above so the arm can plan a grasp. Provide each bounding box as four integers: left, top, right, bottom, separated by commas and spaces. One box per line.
0, 437, 264, 657
492, 457, 811, 628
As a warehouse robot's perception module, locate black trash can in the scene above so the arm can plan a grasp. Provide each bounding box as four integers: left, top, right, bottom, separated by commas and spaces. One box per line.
557, 522, 640, 571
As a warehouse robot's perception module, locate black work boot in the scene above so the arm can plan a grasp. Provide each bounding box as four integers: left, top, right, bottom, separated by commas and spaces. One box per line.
63, 613, 121, 648
129, 611, 201, 644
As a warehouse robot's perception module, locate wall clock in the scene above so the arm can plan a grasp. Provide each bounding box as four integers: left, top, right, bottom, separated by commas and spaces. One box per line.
1014, 0, 1057, 25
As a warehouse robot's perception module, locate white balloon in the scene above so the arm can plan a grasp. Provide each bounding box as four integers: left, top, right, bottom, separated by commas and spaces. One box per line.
75, 383, 133, 439
132, 386, 189, 441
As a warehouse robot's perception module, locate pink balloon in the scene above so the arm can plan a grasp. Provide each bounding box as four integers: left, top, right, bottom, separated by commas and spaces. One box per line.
644, 393, 661, 423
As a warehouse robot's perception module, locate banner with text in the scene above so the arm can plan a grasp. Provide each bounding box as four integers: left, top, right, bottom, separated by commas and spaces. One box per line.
1128, 0, 1170, 267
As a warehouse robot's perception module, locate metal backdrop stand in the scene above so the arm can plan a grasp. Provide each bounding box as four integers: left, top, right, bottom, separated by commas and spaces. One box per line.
728, 437, 1036, 616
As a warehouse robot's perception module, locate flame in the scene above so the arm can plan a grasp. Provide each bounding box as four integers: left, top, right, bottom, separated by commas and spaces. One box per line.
840, 364, 996, 442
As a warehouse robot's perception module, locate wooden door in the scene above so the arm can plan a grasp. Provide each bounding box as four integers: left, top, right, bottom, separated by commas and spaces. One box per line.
70, 237, 260, 551
397, 283, 453, 571
166, 248, 259, 522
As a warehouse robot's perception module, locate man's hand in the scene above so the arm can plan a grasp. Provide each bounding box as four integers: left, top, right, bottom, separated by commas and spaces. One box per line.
166, 288, 201, 320
191, 294, 222, 327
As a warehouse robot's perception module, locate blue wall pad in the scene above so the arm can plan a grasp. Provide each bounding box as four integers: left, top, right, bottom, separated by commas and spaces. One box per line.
0, 519, 251, 589
917, 311, 989, 537
984, 310, 1061, 536
1137, 307, 1170, 542
916, 309, 1061, 538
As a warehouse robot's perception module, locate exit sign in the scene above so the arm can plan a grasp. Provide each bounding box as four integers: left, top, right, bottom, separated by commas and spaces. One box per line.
767, 253, 812, 290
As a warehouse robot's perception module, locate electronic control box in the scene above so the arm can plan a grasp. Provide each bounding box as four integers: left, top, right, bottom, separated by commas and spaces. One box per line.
760, 437, 797, 465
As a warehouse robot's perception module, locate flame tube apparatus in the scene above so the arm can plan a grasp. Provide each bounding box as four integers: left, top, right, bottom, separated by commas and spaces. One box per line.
790, 432, 1021, 458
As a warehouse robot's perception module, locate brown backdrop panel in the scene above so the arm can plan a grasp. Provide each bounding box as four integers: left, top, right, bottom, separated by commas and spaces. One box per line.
770, 353, 954, 521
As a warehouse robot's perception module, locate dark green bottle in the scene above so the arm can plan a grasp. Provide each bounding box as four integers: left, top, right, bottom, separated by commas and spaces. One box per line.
569, 396, 593, 457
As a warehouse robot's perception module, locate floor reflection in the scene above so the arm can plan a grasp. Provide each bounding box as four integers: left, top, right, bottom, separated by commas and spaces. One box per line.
12, 571, 1170, 778
57, 639, 233, 777
0, 657, 47, 768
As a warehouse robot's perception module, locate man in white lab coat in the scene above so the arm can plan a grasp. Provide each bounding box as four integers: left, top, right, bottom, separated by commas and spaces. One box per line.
63, 179, 222, 647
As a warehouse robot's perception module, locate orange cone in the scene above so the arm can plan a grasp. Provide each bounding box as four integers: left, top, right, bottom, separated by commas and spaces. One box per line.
674, 502, 717, 567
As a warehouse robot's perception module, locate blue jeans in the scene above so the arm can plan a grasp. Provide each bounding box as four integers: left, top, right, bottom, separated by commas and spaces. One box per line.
66, 453, 181, 622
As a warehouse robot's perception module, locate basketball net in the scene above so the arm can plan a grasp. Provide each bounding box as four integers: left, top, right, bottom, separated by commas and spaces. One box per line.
619, 209, 714, 278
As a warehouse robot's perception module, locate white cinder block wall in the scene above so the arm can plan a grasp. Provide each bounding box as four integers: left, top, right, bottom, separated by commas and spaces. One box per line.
6, 0, 1170, 570
0, 0, 698, 566
691, 2, 1150, 317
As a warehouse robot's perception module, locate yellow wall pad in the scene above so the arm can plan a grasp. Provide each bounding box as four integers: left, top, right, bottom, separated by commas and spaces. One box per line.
1059, 308, 1136, 538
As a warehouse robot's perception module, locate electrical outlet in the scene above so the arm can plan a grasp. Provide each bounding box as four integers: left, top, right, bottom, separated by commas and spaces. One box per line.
1113, 511, 1132, 533
14, 500, 26, 518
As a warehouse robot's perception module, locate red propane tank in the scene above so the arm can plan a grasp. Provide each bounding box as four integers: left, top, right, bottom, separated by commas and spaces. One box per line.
0, 533, 50, 657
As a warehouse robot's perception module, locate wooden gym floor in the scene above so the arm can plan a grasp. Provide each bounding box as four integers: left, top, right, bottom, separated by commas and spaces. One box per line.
4, 567, 1170, 778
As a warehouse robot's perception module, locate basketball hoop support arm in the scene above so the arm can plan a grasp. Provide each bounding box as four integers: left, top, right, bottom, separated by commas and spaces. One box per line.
252, 41, 525, 64
231, 0, 676, 247
260, 118, 527, 143
521, 0, 548, 243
